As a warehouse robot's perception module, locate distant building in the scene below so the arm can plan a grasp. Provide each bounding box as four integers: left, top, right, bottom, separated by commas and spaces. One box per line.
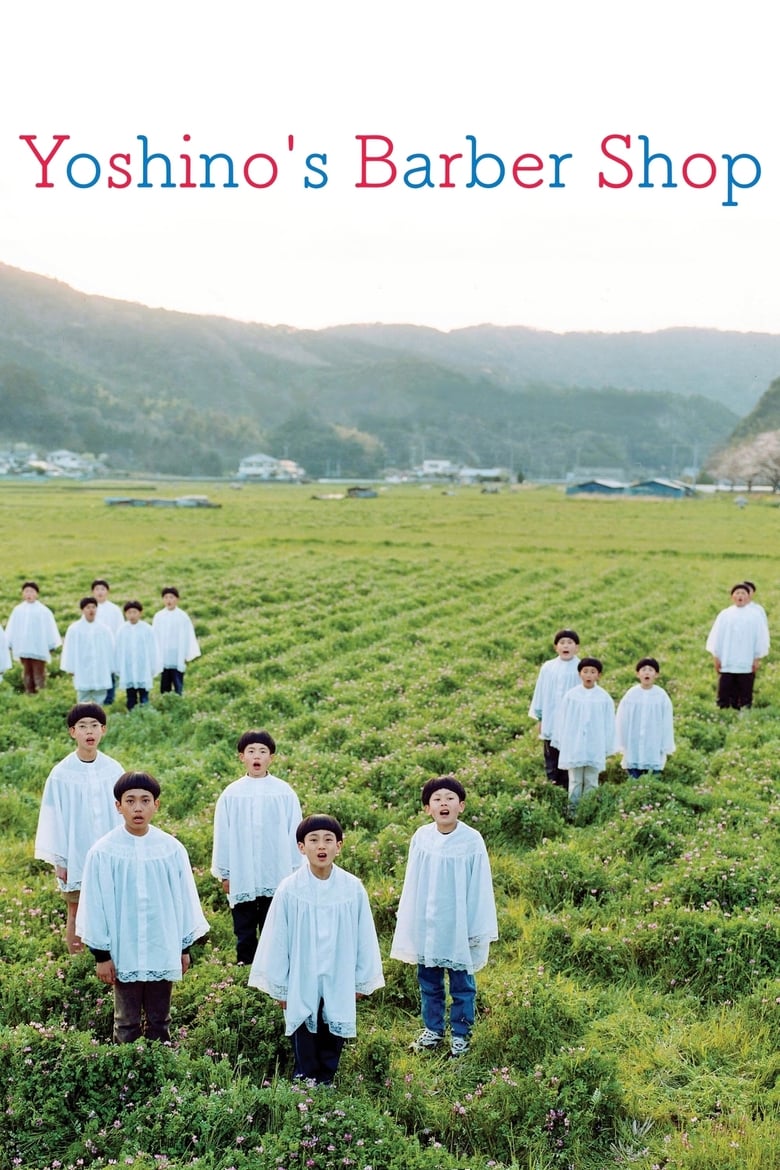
458, 466, 508, 485
627, 478, 698, 499
416, 459, 458, 479
237, 453, 305, 481
566, 479, 628, 496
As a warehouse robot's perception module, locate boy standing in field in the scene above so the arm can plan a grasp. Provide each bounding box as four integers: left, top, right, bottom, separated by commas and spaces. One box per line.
34, 703, 124, 953
527, 628, 581, 788
61, 597, 116, 703
5, 581, 61, 693
77, 771, 209, 1044
211, 730, 302, 964
152, 587, 201, 695
248, 814, 384, 1085
615, 657, 675, 778
114, 600, 160, 709
390, 777, 498, 1058
556, 658, 616, 814
92, 579, 124, 704
706, 583, 770, 710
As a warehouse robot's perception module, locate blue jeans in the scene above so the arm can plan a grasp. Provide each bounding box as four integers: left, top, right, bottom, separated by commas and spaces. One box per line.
417, 964, 476, 1038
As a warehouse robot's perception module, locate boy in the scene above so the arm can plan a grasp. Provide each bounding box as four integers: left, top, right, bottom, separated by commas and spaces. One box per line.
5, 581, 61, 693
390, 777, 498, 1058
706, 583, 770, 709
115, 600, 160, 709
61, 597, 116, 702
615, 657, 675, 778
248, 814, 384, 1085
92, 579, 124, 704
152, 587, 201, 695
555, 657, 616, 813
212, 730, 302, 964
77, 771, 209, 1044
527, 628, 581, 788
34, 703, 124, 953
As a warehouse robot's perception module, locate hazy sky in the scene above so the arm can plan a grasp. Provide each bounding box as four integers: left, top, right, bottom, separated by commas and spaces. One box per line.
2, 1, 777, 333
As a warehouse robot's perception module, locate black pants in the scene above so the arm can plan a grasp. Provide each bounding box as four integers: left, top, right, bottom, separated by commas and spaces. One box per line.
717, 672, 754, 709
543, 740, 569, 789
231, 896, 273, 964
161, 668, 185, 695
126, 687, 149, 710
292, 999, 345, 1084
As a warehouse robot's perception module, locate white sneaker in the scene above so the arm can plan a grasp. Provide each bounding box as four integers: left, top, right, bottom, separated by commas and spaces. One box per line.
449, 1036, 470, 1058
410, 1028, 443, 1051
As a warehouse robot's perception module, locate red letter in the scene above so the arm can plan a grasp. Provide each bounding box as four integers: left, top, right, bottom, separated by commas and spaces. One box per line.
598, 134, 632, 189
355, 135, 396, 187
19, 134, 70, 187
108, 154, 132, 189
439, 153, 463, 188
243, 154, 278, 189
681, 154, 716, 189
512, 153, 543, 189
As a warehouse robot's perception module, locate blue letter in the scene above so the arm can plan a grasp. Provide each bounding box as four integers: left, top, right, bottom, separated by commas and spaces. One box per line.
304, 152, 328, 188
66, 153, 100, 188
722, 153, 760, 207
466, 135, 505, 188
137, 135, 175, 188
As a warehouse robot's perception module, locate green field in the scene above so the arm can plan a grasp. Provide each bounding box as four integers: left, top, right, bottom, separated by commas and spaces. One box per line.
0, 482, 778, 1170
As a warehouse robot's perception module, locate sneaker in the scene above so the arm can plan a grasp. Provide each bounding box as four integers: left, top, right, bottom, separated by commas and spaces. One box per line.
449, 1036, 470, 1058
410, 1028, 444, 1052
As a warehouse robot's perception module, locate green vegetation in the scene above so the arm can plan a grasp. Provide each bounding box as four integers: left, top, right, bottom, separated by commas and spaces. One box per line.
0, 481, 778, 1170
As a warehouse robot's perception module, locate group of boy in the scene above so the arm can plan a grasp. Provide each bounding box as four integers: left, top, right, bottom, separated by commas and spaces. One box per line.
35, 707, 498, 1083
2, 579, 200, 702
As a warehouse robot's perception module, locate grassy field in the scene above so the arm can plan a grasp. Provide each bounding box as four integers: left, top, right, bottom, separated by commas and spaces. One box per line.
0, 481, 778, 1170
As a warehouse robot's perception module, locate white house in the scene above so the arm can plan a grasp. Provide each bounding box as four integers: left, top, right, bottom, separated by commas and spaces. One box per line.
237, 453, 305, 481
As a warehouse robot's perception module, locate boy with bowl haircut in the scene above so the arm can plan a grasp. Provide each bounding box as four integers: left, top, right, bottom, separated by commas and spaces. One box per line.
615, 657, 676, 778
5, 580, 62, 693
34, 703, 124, 953
77, 771, 209, 1044
390, 777, 498, 1058
61, 597, 116, 703
555, 657, 616, 813
115, 600, 161, 710
706, 583, 770, 710
212, 730, 302, 964
92, 579, 124, 704
152, 586, 201, 695
248, 814, 384, 1085
527, 628, 581, 788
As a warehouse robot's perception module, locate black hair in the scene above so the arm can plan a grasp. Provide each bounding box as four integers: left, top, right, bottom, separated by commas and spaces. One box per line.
636, 657, 660, 673
237, 729, 277, 754
578, 657, 603, 674
67, 702, 107, 728
123, 599, 143, 613
553, 628, 580, 646
731, 582, 750, 595
421, 776, 467, 806
296, 814, 343, 843
742, 580, 756, 592
79, 596, 98, 610
161, 586, 180, 598
114, 771, 161, 800
91, 579, 110, 591
22, 581, 39, 593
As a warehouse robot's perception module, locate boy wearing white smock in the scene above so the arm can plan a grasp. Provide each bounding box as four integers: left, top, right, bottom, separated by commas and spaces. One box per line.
6, 580, 61, 693
34, 703, 124, 953
211, 729, 302, 964
390, 776, 498, 1058
706, 583, 770, 709
77, 771, 209, 1043
527, 628, 581, 788
248, 815, 384, 1084
115, 600, 161, 709
92, 578, 124, 704
615, 657, 675, 778
555, 657, 616, 813
152, 586, 200, 695
61, 596, 116, 702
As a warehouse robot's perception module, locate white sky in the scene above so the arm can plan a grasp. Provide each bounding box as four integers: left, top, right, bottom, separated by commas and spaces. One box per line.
1, 1, 777, 333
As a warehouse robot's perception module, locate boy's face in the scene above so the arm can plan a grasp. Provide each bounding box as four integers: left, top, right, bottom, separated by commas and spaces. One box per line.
68, 717, 106, 760
555, 637, 578, 660
125, 606, 142, 625
298, 829, 342, 877
579, 665, 600, 688
240, 742, 274, 777
637, 665, 659, 688
732, 588, 749, 607
163, 592, 179, 610
92, 584, 109, 603
424, 787, 465, 833
116, 788, 159, 836
82, 603, 98, 622
22, 586, 38, 603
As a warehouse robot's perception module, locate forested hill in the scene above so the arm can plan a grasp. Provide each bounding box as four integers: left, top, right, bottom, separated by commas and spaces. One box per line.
0, 261, 771, 477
